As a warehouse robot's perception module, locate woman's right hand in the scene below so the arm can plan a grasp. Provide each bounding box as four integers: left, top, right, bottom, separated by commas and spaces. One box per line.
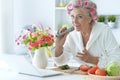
56, 27, 68, 47
55, 27, 68, 57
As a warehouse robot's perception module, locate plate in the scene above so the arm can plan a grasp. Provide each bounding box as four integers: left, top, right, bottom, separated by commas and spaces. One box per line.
51, 67, 87, 75
84, 73, 120, 80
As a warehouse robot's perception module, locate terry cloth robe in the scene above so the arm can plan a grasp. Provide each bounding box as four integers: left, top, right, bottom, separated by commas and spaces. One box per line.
53, 22, 120, 68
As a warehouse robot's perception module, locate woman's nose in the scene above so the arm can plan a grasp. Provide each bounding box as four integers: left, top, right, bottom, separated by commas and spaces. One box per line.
72, 17, 78, 24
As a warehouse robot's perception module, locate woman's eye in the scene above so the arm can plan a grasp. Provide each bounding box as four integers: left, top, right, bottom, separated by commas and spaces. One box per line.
78, 15, 83, 18
70, 15, 83, 20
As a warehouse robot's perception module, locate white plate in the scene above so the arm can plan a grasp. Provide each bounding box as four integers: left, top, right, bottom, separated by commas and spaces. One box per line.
84, 73, 120, 80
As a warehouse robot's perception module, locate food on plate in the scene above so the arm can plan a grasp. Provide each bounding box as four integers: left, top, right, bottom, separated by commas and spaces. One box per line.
79, 64, 90, 72
105, 62, 120, 76
57, 62, 120, 77
58, 64, 70, 70
88, 65, 99, 74
95, 68, 107, 76
87, 65, 107, 76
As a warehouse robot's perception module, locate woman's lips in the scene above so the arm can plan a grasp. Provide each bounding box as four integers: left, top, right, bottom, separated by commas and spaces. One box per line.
75, 25, 80, 28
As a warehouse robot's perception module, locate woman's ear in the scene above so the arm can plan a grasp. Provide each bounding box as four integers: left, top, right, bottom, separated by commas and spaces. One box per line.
88, 17, 92, 24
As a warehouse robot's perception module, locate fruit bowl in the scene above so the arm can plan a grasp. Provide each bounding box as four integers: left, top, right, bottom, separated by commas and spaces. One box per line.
83, 74, 120, 80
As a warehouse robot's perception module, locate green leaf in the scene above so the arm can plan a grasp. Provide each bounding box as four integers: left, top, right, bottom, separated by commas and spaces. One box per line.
32, 47, 37, 51
107, 15, 116, 22
97, 15, 105, 22
32, 36, 37, 41
24, 38, 30, 44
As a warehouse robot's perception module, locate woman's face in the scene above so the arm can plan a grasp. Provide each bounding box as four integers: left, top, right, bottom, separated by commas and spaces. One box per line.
70, 7, 91, 31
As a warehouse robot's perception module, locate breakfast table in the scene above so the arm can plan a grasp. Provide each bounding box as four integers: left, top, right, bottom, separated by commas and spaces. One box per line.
0, 53, 120, 80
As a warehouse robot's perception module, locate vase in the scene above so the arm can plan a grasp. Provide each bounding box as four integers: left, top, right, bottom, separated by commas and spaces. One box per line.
108, 22, 115, 28
32, 47, 48, 69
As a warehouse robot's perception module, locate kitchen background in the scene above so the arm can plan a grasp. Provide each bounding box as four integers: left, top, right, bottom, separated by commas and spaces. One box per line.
0, 0, 120, 54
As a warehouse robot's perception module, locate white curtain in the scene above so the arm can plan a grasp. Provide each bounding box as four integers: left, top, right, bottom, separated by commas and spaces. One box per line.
0, 0, 2, 52
0, 0, 14, 54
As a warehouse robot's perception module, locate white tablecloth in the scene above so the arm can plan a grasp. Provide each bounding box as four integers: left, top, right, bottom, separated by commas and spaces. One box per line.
0, 54, 84, 80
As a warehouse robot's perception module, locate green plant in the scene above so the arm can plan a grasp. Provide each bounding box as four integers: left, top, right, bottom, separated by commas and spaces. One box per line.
107, 15, 116, 22
97, 15, 105, 22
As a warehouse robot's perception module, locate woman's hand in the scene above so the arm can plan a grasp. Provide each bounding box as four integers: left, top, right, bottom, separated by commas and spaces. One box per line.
55, 27, 69, 57
56, 27, 68, 47
76, 48, 99, 65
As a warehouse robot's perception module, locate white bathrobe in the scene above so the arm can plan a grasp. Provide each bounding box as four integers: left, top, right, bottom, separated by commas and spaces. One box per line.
53, 22, 120, 68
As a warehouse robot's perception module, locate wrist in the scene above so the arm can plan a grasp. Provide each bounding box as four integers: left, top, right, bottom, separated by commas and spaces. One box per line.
55, 46, 63, 57
86, 56, 99, 65
91, 57, 99, 65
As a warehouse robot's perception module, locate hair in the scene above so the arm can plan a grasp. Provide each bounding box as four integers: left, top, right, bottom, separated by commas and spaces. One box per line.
67, 0, 98, 22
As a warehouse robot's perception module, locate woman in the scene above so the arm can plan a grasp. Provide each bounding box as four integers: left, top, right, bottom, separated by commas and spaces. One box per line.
53, 0, 120, 68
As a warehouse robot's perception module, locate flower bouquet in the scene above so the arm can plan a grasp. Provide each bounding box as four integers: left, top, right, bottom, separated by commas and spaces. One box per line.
15, 24, 54, 69
15, 24, 54, 56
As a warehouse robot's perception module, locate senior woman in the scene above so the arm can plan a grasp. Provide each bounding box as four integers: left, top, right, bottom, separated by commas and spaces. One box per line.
53, 0, 120, 68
